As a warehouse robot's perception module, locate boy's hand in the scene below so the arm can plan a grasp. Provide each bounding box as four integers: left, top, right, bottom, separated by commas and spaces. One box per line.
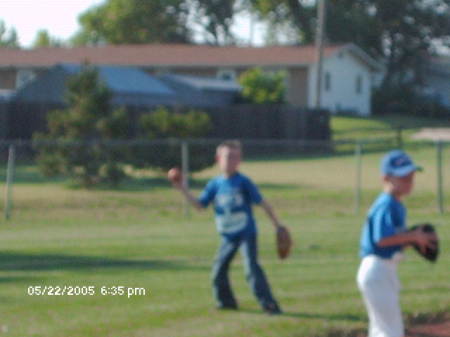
409, 224, 439, 262
412, 227, 437, 254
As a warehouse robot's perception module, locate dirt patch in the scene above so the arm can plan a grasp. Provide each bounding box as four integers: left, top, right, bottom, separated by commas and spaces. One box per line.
324, 313, 450, 337
406, 321, 450, 337
406, 313, 450, 337
411, 128, 450, 141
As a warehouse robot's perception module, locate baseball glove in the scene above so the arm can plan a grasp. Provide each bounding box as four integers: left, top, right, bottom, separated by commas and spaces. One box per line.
409, 223, 439, 263
276, 225, 292, 260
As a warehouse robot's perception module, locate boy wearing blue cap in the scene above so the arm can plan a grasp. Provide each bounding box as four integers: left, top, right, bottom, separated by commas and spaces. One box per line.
357, 150, 437, 337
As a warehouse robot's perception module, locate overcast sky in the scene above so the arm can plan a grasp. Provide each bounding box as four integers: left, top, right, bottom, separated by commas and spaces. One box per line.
0, 0, 266, 48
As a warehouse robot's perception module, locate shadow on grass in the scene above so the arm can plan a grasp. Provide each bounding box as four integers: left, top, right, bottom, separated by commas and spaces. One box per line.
239, 308, 365, 322
68, 177, 301, 192
0, 276, 39, 284
0, 166, 65, 185
0, 252, 208, 272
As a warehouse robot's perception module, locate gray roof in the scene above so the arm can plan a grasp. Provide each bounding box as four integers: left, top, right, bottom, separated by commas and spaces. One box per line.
160, 74, 241, 92
158, 74, 241, 108
61, 64, 174, 96
13, 64, 177, 107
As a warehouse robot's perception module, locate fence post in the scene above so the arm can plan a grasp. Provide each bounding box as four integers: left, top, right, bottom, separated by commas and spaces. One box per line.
396, 127, 403, 149
181, 140, 190, 218
355, 142, 362, 214
4, 144, 16, 221
436, 141, 444, 214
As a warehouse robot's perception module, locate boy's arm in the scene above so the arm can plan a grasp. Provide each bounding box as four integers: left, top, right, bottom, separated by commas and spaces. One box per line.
259, 200, 282, 229
172, 181, 205, 211
377, 228, 437, 254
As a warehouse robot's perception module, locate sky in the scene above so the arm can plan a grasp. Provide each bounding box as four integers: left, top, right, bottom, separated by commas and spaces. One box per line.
0, 0, 265, 48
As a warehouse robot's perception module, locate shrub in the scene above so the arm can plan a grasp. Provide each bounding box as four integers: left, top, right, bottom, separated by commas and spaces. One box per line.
239, 68, 286, 104
134, 107, 215, 172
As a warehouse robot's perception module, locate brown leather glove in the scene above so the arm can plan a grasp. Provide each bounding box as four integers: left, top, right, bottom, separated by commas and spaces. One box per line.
409, 223, 439, 263
276, 225, 292, 260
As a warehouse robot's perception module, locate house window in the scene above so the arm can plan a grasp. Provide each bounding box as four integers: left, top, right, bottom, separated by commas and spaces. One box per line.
217, 69, 236, 81
356, 75, 363, 94
16, 69, 36, 89
324, 72, 331, 91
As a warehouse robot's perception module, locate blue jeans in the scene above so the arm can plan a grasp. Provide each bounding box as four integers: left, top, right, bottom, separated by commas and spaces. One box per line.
211, 231, 278, 309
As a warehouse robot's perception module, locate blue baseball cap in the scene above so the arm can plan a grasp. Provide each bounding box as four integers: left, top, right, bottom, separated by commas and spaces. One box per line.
381, 150, 422, 177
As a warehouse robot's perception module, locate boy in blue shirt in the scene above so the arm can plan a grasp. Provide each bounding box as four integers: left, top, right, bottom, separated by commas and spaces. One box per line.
172, 140, 284, 315
357, 150, 437, 337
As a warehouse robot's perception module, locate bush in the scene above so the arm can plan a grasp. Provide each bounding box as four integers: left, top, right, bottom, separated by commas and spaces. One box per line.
134, 107, 215, 172
238, 68, 286, 104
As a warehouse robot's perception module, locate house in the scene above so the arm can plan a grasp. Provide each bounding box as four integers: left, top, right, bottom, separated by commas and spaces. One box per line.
422, 56, 450, 107
0, 43, 384, 116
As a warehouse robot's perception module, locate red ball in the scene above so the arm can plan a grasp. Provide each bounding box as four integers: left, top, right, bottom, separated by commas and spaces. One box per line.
167, 167, 182, 183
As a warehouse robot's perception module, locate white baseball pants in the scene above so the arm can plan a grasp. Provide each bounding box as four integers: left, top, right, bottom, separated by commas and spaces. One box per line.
357, 255, 404, 337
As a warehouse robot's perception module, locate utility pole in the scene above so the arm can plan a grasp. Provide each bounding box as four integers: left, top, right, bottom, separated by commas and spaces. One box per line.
315, 0, 326, 109
249, 12, 255, 46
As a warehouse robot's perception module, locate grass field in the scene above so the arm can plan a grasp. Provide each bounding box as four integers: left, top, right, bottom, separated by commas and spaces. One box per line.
0, 140, 449, 337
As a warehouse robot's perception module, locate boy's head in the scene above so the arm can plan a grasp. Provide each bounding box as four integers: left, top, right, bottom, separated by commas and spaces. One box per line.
381, 150, 421, 197
216, 140, 242, 176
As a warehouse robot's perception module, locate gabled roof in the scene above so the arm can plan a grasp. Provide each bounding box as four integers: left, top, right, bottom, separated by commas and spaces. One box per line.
0, 43, 383, 70
13, 63, 176, 106
60, 64, 174, 95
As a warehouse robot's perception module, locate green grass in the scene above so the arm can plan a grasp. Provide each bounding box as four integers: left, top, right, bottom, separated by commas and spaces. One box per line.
0, 144, 449, 336
330, 113, 450, 155
332, 113, 450, 134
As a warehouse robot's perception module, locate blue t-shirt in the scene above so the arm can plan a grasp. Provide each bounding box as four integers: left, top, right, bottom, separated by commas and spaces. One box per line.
198, 172, 263, 238
359, 192, 407, 259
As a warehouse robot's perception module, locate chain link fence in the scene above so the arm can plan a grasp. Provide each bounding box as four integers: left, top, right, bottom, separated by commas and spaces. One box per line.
0, 137, 448, 220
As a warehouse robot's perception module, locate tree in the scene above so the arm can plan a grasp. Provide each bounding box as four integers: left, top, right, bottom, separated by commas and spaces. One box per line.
34, 65, 129, 186
249, 0, 316, 44
0, 20, 19, 48
239, 68, 286, 104
189, 0, 240, 45
71, 0, 191, 45
32, 30, 64, 48
249, 0, 450, 88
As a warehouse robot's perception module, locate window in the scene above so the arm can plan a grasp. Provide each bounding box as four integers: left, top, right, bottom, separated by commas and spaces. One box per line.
217, 69, 237, 81
356, 74, 363, 94
324, 72, 331, 91
16, 69, 36, 89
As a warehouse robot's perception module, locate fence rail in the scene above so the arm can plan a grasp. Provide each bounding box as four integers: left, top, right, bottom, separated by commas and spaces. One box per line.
1, 137, 448, 220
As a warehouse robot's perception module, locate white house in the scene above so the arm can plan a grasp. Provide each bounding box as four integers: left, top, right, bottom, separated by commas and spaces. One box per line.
0, 43, 384, 115
308, 44, 384, 116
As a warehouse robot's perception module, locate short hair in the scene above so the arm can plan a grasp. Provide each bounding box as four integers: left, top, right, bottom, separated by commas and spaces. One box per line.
216, 140, 242, 155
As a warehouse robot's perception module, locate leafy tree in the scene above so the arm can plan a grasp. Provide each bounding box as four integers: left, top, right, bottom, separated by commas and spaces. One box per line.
71, 0, 191, 45
32, 30, 64, 48
239, 68, 286, 104
0, 20, 19, 48
189, 0, 240, 45
134, 107, 214, 172
249, 0, 450, 88
34, 65, 129, 186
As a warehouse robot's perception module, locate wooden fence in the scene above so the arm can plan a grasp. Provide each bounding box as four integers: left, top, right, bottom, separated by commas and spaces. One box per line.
0, 102, 330, 141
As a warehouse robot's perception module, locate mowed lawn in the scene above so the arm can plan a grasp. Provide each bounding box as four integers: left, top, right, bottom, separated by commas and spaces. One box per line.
0, 143, 449, 337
